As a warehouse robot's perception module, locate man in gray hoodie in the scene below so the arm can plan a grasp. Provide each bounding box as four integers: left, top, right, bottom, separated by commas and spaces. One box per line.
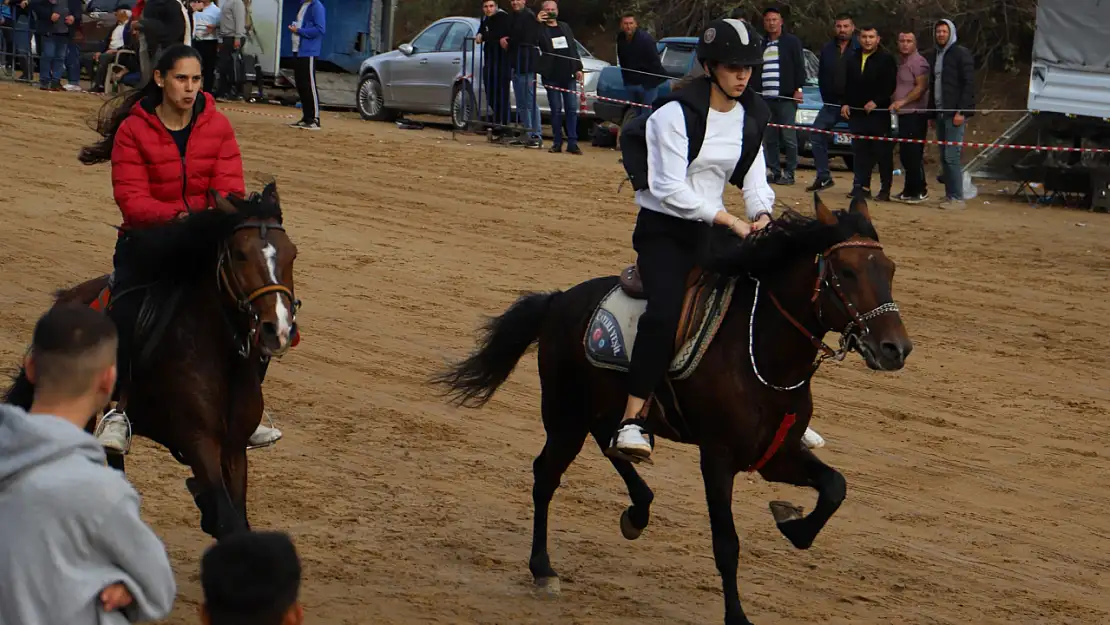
0, 305, 176, 625
926, 18, 975, 209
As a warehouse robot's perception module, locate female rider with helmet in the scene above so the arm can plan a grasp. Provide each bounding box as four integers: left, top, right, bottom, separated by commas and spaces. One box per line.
78, 44, 283, 454
609, 18, 824, 463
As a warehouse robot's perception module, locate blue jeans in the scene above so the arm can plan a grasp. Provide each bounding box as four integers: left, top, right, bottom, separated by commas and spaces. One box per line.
512, 70, 540, 139
66, 41, 80, 84
544, 79, 579, 149
810, 105, 841, 180
626, 84, 657, 118
764, 99, 799, 177
935, 113, 966, 200
39, 34, 67, 87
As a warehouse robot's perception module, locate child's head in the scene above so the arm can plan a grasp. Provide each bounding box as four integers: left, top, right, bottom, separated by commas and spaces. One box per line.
200, 531, 303, 625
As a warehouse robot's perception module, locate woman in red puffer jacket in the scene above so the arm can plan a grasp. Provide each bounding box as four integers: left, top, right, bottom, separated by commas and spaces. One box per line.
79, 44, 282, 452
81, 44, 244, 227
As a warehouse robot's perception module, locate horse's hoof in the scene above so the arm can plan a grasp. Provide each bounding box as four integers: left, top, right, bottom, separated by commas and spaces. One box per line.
620, 508, 643, 540
533, 576, 561, 596
769, 500, 804, 524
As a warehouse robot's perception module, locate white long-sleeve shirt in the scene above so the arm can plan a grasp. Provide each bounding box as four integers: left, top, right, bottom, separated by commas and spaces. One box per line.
635, 100, 775, 224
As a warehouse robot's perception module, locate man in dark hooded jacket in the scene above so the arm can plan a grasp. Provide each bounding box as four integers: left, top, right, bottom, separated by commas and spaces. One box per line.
926, 18, 975, 208
615, 14, 666, 117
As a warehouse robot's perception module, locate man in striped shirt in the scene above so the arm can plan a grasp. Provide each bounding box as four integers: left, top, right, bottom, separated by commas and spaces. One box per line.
751, 6, 805, 186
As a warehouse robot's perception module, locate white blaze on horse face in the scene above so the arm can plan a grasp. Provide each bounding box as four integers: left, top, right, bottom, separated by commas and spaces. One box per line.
263, 243, 292, 348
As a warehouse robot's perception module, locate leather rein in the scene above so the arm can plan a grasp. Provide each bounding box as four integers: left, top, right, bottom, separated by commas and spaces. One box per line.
750, 239, 900, 392
217, 220, 300, 358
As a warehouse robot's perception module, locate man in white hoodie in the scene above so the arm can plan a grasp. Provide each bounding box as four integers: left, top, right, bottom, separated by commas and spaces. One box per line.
0, 304, 176, 625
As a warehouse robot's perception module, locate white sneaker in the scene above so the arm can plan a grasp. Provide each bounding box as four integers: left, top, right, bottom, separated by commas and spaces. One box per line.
248, 415, 282, 448
612, 423, 652, 460
802, 426, 826, 449
95, 410, 131, 455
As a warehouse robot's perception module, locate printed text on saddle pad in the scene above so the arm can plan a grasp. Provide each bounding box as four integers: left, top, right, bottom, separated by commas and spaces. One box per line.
584, 274, 736, 380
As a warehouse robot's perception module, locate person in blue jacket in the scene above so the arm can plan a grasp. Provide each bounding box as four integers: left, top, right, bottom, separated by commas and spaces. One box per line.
288, 0, 326, 130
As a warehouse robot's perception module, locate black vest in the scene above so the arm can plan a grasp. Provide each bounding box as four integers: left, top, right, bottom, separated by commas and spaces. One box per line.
620, 78, 771, 193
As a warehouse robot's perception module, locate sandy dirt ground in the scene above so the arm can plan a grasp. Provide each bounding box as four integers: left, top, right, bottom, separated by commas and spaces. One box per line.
2, 81, 1109, 625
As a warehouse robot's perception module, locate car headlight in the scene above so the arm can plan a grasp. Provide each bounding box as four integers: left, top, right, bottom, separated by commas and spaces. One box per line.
795, 109, 818, 125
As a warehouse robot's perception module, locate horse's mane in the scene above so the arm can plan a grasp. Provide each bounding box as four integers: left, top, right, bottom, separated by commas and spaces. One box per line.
705, 208, 878, 279
124, 182, 283, 284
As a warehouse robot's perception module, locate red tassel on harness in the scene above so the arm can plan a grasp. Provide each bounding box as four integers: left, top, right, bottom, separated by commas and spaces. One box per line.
747, 412, 797, 473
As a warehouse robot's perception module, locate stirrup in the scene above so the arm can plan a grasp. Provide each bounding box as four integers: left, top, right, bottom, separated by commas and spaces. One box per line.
246, 410, 280, 451
604, 420, 655, 465
95, 408, 133, 456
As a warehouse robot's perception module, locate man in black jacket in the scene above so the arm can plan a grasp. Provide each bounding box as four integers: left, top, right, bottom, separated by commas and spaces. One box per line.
808, 12, 858, 192
616, 14, 666, 118
750, 6, 805, 185
926, 18, 975, 209
476, 0, 511, 135
841, 25, 897, 201
536, 0, 582, 154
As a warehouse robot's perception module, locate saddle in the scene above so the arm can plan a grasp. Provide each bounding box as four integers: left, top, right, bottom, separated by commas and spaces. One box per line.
90, 274, 183, 368
618, 263, 718, 352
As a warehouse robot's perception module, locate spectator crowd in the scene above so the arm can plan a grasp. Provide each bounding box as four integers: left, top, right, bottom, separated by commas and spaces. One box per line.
0, 0, 325, 128
478, 3, 977, 208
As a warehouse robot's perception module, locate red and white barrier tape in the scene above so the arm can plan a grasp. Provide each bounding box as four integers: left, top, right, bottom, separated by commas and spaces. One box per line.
538, 83, 1110, 155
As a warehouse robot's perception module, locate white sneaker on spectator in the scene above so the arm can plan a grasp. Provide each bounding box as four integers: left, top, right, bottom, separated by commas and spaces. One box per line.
802, 426, 826, 449
63, 83, 81, 92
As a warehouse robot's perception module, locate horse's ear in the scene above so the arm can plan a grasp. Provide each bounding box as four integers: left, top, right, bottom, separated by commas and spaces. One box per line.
262, 180, 279, 206
849, 195, 872, 222
210, 190, 237, 214
814, 192, 837, 225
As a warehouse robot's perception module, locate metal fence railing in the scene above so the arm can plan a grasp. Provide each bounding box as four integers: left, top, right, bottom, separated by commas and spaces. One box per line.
0, 22, 41, 84
458, 36, 541, 142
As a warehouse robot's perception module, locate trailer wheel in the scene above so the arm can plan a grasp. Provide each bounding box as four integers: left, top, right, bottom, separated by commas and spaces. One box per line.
357, 73, 396, 122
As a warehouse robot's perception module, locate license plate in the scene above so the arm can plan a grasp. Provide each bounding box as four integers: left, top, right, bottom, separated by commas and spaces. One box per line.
834, 133, 852, 145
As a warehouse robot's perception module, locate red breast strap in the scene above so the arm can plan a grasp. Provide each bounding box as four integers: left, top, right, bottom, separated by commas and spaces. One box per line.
747, 412, 797, 473
89, 287, 112, 312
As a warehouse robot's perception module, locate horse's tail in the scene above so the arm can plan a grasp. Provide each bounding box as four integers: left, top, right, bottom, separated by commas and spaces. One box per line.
431, 291, 560, 408
3, 366, 35, 411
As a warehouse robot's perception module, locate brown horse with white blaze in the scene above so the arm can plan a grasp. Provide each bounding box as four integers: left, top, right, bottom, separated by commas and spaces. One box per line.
433, 194, 912, 624
3, 182, 299, 540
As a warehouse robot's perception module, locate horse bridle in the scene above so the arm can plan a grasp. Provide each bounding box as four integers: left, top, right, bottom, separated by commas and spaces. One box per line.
749, 238, 901, 391
217, 220, 301, 358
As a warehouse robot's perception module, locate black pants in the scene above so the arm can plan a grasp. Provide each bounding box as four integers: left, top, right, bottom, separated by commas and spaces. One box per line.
850, 115, 894, 193
483, 55, 511, 129
108, 235, 144, 392
217, 36, 244, 97
194, 39, 218, 94
897, 112, 928, 197
626, 209, 708, 400
293, 54, 319, 125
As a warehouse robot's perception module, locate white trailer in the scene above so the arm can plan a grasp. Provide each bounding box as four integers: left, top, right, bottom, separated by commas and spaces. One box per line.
965, 0, 1110, 210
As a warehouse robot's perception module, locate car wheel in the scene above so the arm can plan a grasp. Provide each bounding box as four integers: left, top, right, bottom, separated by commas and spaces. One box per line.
357, 73, 395, 122
451, 82, 476, 132
841, 155, 854, 171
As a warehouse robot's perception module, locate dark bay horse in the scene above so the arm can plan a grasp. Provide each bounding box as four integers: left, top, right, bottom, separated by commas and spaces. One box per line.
3, 182, 299, 540
433, 194, 912, 624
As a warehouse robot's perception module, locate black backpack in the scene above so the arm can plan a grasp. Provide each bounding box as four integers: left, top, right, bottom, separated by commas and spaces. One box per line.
620, 78, 771, 192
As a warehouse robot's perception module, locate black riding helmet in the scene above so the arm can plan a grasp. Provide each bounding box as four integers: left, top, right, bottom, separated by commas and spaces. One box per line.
696, 18, 764, 68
